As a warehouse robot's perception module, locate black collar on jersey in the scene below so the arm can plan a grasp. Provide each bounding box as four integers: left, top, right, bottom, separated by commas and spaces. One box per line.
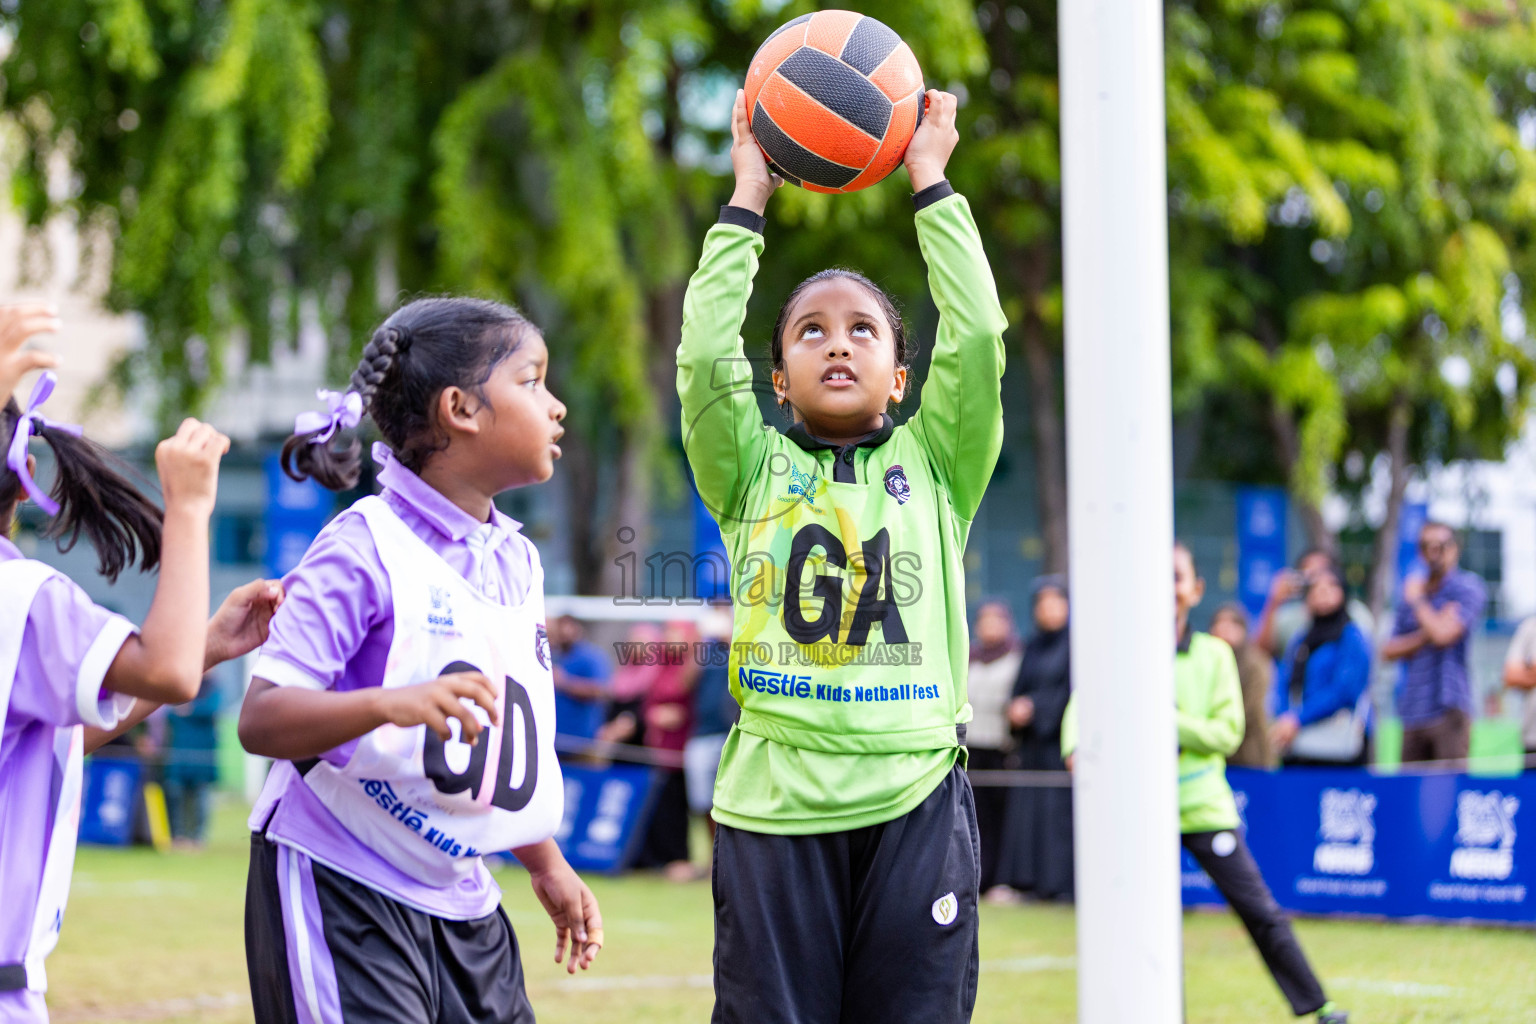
785, 414, 894, 483
1176, 622, 1194, 654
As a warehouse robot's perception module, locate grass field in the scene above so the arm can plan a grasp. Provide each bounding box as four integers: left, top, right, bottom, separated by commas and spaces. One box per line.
44, 799, 1534, 1024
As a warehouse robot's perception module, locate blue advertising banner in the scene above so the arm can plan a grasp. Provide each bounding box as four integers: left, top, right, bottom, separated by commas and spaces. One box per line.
553, 761, 667, 873
79, 757, 142, 847
1182, 768, 1534, 925
264, 453, 332, 577
1396, 501, 1430, 587
692, 489, 730, 603
1236, 487, 1289, 619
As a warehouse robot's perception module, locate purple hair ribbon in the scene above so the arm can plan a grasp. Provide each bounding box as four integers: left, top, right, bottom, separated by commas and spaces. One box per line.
294, 389, 363, 445
5, 371, 83, 517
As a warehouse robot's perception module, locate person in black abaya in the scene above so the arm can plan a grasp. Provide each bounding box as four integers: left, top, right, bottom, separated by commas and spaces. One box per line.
966, 599, 1023, 893
994, 576, 1075, 902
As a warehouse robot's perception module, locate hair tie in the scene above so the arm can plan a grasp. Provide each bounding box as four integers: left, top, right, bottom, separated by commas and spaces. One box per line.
294, 389, 363, 444
5, 371, 83, 516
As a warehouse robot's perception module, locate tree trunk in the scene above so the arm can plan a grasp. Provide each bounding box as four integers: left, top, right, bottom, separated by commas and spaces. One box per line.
1267, 399, 1332, 552
582, 280, 686, 596
1367, 393, 1413, 625
1014, 241, 1069, 574
563, 430, 605, 593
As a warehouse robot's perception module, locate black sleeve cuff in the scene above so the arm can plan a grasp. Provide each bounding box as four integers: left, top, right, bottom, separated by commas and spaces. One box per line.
718, 205, 767, 234
912, 180, 956, 211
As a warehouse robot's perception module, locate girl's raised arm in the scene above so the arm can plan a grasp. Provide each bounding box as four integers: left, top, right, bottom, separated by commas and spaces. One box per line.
902, 92, 1009, 523
102, 419, 230, 704
676, 90, 783, 526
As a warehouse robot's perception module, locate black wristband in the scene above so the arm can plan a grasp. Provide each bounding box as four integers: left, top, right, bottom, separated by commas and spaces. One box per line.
912, 179, 956, 211
718, 205, 767, 234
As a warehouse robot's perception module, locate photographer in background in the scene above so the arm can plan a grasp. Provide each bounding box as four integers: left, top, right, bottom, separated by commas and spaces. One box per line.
1254, 548, 1374, 661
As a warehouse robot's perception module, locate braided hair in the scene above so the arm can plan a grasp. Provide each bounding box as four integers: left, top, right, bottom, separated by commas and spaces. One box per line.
282, 297, 536, 491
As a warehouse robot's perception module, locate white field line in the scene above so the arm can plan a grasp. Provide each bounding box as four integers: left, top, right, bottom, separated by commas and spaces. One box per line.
1331, 977, 1462, 998
536, 956, 1079, 994
44, 965, 1457, 1019
50, 992, 248, 1023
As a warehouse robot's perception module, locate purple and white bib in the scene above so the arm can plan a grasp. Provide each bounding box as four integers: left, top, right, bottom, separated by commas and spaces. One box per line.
296, 497, 563, 887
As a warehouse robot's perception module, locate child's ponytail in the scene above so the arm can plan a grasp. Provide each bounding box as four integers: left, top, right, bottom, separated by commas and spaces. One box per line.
280, 324, 405, 491
1, 374, 163, 583
284, 298, 534, 491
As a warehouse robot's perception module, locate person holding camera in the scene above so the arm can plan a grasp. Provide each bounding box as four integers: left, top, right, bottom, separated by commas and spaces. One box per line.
1269, 565, 1375, 767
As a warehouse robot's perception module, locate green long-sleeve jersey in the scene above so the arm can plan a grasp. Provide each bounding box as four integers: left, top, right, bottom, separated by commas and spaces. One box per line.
1060, 630, 1246, 833
677, 191, 1007, 834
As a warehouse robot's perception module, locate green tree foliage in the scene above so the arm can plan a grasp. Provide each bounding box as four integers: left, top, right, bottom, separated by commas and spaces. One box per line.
1168, 0, 1536, 604
6, 0, 1536, 596
0, 0, 987, 590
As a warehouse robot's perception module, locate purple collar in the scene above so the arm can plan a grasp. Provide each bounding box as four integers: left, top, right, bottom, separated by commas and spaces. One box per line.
371, 443, 523, 545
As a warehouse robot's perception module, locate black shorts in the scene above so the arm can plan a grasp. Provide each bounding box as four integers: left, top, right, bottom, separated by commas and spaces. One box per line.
711, 763, 981, 1024
245, 834, 534, 1024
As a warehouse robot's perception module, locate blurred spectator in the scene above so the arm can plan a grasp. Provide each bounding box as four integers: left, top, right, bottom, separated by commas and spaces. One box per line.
1500, 615, 1536, 772
550, 615, 612, 743
622, 621, 700, 878
683, 609, 738, 848
1269, 566, 1374, 767
600, 622, 663, 744
1383, 522, 1486, 765
965, 599, 1023, 894
162, 675, 222, 847
1209, 604, 1275, 768
1254, 548, 1374, 660
996, 576, 1074, 902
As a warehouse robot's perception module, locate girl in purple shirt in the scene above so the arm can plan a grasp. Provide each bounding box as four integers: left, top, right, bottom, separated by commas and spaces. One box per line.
0, 317, 284, 1024
239, 297, 601, 1024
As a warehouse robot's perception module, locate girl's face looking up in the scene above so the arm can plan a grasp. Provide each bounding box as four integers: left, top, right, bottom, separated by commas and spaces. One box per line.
772, 277, 906, 444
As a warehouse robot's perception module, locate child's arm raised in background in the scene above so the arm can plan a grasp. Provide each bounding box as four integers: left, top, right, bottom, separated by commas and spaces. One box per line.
84, 578, 287, 753
675, 90, 784, 524
100, 419, 233, 705
0, 303, 61, 406
902, 92, 1010, 522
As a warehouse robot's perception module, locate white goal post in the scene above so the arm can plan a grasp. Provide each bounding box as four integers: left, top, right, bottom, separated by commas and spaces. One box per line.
1060, 2, 1184, 1022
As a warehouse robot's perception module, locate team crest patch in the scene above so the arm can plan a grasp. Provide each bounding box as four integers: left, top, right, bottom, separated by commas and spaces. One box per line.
787, 464, 821, 506
885, 465, 911, 505
931, 891, 958, 926
535, 624, 551, 670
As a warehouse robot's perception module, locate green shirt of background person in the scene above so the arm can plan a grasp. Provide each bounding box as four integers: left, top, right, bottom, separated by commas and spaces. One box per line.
1062, 542, 1245, 833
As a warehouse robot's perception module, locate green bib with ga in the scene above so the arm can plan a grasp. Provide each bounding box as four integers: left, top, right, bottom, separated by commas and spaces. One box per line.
722, 432, 968, 756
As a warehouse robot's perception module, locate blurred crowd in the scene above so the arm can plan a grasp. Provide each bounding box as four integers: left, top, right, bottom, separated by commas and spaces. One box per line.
549, 609, 737, 882
93, 519, 1536, 868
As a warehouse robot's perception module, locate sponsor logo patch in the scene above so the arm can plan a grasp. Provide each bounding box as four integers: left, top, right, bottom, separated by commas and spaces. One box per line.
884, 465, 911, 505
787, 464, 821, 506
426, 585, 457, 634
932, 891, 958, 926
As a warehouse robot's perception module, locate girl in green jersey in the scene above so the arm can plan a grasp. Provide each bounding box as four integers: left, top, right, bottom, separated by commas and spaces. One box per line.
1063, 543, 1348, 1024
677, 88, 1006, 1024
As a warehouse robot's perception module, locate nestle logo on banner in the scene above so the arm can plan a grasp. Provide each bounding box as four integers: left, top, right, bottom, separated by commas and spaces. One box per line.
1314, 788, 1377, 876
1450, 791, 1520, 882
